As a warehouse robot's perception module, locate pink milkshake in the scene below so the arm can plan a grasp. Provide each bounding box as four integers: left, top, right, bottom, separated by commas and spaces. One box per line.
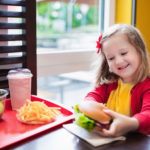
7, 68, 33, 110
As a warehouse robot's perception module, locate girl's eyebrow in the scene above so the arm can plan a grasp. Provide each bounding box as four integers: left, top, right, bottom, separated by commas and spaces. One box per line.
105, 54, 114, 59
119, 48, 127, 51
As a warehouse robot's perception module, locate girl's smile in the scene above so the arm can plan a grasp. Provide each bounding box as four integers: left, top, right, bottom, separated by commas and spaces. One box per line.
118, 64, 129, 70
103, 34, 141, 83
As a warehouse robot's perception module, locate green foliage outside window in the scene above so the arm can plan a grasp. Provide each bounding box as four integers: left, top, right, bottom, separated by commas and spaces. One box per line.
37, 2, 98, 35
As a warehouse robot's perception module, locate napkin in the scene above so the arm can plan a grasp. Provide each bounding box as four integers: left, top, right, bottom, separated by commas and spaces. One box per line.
63, 123, 126, 147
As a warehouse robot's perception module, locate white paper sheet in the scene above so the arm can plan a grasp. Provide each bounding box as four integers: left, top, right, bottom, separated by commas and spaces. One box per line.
63, 123, 126, 147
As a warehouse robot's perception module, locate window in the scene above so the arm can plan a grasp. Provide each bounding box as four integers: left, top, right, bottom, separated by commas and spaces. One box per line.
37, 0, 99, 52
37, 0, 116, 105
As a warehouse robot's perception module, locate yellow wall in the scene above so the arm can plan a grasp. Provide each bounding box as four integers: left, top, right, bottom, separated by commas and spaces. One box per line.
115, 0, 132, 24
136, 0, 150, 52
115, 0, 150, 52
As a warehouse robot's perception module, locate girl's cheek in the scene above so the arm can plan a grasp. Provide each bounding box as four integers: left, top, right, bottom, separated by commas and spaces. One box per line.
108, 62, 113, 69
109, 64, 115, 72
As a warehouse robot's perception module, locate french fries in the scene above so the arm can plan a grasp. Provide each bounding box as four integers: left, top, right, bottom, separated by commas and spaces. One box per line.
17, 100, 61, 124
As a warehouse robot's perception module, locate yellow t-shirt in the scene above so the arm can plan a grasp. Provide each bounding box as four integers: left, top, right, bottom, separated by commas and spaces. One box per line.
106, 79, 134, 116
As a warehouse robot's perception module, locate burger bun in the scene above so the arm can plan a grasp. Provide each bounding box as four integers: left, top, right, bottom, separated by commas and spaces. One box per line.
78, 100, 111, 124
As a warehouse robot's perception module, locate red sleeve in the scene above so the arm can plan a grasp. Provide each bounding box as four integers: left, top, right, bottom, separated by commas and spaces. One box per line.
132, 82, 150, 134
84, 84, 108, 103
84, 83, 117, 104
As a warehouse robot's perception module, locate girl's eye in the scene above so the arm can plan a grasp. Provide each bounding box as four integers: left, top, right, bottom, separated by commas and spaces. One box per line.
108, 57, 114, 61
121, 52, 127, 56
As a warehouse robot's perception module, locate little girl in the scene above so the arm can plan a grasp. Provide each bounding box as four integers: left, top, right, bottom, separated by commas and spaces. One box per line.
84, 24, 150, 136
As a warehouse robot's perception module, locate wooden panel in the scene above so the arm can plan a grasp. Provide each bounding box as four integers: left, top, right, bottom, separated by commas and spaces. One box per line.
0, 69, 10, 77
0, 68, 21, 77
0, 11, 25, 18
0, 0, 25, 6
0, 57, 25, 65
0, 34, 25, 41
0, 45, 26, 53
0, 80, 8, 89
0, 0, 37, 95
25, 0, 37, 94
0, 23, 26, 29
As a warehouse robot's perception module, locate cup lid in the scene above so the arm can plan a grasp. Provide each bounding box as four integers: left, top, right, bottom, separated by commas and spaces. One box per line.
7, 68, 33, 78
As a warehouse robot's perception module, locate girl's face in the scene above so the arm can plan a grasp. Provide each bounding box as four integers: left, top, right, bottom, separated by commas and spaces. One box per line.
103, 34, 141, 83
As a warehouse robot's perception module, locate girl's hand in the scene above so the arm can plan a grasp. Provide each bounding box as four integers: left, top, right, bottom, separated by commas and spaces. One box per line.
98, 109, 139, 137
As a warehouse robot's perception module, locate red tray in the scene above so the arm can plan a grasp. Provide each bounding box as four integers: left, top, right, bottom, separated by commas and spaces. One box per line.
0, 95, 74, 149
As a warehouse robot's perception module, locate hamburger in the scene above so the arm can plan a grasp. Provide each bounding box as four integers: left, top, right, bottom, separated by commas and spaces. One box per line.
74, 100, 112, 132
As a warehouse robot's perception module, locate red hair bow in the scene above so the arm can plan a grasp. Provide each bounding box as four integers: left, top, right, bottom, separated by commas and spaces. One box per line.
96, 34, 102, 54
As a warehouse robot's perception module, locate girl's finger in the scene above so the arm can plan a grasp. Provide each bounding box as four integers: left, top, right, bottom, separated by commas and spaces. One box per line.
102, 128, 114, 137
103, 109, 119, 118
102, 120, 118, 137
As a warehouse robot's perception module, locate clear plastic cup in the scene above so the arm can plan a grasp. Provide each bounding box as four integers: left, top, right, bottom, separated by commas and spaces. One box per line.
0, 89, 8, 118
0, 89, 8, 101
7, 68, 33, 110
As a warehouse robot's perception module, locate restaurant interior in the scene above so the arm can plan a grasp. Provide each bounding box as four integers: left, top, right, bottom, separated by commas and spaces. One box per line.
0, 0, 150, 150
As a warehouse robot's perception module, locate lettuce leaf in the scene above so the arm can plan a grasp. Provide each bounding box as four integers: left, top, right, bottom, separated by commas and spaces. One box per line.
74, 104, 95, 132
74, 104, 81, 113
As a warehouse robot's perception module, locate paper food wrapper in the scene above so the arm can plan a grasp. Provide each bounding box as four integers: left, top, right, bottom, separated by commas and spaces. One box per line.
63, 123, 126, 147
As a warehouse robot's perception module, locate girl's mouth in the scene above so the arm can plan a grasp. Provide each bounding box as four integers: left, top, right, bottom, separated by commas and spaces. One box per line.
118, 64, 129, 70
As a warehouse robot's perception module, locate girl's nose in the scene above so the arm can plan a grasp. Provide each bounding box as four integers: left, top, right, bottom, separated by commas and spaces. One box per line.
115, 56, 123, 65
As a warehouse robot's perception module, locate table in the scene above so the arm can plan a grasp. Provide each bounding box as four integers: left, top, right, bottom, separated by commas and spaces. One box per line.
4, 123, 150, 150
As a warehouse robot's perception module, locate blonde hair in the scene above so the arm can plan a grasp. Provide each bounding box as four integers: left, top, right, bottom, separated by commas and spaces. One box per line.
94, 24, 150, 87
